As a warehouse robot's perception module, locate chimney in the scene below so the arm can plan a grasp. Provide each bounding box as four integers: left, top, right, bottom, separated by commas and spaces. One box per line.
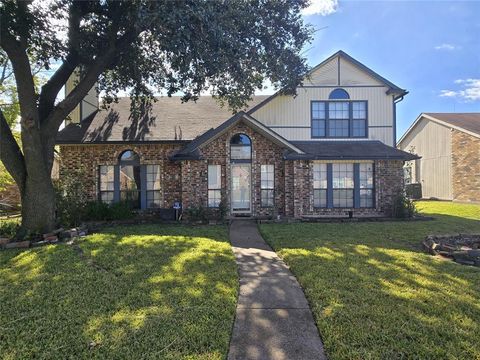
64, 69, 99, 126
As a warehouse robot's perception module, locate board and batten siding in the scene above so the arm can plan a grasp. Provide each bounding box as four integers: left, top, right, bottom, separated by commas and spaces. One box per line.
251, 87, 395, 145
398, 118, 453, 200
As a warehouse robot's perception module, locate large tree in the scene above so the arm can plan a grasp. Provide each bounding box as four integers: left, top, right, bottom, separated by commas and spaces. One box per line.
0, 0, 312, 236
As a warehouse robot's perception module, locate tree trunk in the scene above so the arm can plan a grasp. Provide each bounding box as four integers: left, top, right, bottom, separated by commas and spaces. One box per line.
18, 171, 56, 238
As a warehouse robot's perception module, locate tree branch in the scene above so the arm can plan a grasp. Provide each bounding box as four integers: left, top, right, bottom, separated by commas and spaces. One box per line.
0, 108, 26, 192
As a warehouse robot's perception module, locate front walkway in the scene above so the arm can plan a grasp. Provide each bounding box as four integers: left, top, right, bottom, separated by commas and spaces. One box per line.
228, 220, 326, 360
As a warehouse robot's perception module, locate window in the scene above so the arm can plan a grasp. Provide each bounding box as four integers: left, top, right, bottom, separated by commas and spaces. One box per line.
146, 165, 161, 208
119, 150, 141, 209
332, 163, 354, 207
230, 134, 251, 160
359, 163, 374, 208
208, 165, 222, 207
352, 102, 367, 137
329, 88, 350, 100
311, 102, 326, 137
99, 165, 115, 204
313, 163, 327, 207
311, 97, 367, 138
261, 165, 274, 207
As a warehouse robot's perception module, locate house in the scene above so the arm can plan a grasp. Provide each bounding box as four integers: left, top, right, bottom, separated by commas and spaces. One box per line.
398, 113, 480, 203
57, 50, 417, 218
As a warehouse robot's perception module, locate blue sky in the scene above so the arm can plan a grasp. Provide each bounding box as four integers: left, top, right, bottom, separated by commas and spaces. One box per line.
301, 0, 480, 138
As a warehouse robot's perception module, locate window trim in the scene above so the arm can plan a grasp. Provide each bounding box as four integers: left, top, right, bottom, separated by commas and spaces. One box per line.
260, 164, 275, 208
207, 164, 222, 208
311, 100, 369, 139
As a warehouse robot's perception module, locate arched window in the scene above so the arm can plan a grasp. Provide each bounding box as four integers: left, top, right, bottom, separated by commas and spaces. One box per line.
118, 150, 141, 208
230, 134, 251, 160
329, 88, 350, 100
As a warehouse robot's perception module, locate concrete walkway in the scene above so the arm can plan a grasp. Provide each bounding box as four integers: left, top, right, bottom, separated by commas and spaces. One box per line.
228, 220, 326, 360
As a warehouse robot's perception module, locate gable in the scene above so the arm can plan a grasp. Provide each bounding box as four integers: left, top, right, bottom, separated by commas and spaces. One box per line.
305, 56, 338, 86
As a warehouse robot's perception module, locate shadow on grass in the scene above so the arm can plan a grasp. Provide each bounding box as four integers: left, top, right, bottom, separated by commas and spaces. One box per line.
0, 224, 237, 360
260, 214, 480, 359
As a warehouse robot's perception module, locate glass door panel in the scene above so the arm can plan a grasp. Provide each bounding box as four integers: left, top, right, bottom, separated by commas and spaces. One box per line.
231, 164, 251, 212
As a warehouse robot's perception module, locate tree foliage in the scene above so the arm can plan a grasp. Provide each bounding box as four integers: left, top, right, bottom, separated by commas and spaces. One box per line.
0, 0, 313, 234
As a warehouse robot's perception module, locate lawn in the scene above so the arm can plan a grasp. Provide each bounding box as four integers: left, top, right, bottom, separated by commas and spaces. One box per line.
259, 201, 480, 360
0, 224, 237, 360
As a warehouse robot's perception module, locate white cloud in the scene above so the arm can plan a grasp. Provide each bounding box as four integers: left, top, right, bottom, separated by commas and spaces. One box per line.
440, 79, 480, 102
302, 0, 338, 16
434, 43, 458, 51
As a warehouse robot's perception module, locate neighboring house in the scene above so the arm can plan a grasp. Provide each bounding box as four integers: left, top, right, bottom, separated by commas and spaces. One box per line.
57, 50, 417, 218
398, 113, 480, 203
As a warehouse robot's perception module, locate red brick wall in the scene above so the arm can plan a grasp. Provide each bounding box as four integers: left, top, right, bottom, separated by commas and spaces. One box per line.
452, 130, 480, 202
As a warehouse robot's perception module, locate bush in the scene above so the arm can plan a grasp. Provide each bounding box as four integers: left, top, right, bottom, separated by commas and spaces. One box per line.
84, 201, 133, 221
392, 192, 417, 218
54, 168, 91, 227
0, 218, 20, 238
185, 204, 208, 222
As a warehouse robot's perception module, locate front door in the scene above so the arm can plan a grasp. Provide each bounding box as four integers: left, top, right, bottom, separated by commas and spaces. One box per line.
231, 164, 251, 214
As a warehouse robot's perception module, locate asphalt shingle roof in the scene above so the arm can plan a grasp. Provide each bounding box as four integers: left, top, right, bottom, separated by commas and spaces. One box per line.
56, 96, 269, 143
424, 113, 480, 136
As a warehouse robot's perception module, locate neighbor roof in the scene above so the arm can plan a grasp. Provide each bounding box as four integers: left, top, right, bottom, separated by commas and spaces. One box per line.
285, 140, 419, 161
56, 96, 269, 144
398, 112, 480, 145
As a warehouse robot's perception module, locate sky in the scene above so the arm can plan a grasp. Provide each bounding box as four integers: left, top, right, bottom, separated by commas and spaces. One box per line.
300, 0, 480, 139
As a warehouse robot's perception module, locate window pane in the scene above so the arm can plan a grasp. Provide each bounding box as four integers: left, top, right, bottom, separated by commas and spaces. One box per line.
332, 163, 354, 189
100, 191, 114, 204
208, 189, 221, 207
261, 165, 274, 189
146, 165, 161, 190
313, 163, 327, 189
312, 119, 326, 137
120, 165, 141, 191
352, 102, 366, 119
312, 102, 326, 119
147, 190, 161, 208
353, 119, 366, 137
120, 190, 140, 209
329, 102, 349, 119
359, 163, 374, 189
261, 189, 274, 207
328, 119, 349, 137
99, 165, 114, 191
333, 189, 354, 208
360, 189, 374, 208
313, 189, 327, 208
208, 165, 221, 189
230, 145, 251, 160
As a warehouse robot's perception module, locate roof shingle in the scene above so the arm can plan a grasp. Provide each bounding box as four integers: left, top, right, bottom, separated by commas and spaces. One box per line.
424, 113, 480, 136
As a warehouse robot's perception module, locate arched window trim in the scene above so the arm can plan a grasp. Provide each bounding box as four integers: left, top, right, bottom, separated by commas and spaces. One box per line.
230, 133, 252, 161
329, 88, 350, 100
119, 150, 140, 164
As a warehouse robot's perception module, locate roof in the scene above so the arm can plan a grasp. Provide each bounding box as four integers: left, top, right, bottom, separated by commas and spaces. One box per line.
248, 50, 408, 115
398, 113, 480, 145
285, 141, 419, 161
171, 112, 304, 160
56, 95, 269, 144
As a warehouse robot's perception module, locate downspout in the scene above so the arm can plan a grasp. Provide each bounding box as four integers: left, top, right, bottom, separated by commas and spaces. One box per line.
393, 93, 406, 147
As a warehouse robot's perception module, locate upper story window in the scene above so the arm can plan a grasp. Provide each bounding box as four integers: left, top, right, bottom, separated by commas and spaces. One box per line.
312, 89, 367, 138
329, 88, 350, 100
230, 134, 252, 160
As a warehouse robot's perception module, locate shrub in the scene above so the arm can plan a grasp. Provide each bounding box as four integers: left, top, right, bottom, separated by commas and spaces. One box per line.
392, 192, 417, 218
54, 168, 91, 227
84, 201, 133, 221
0, 218, 20, 238
185, 204, 207, 222
218, 200, 228, 221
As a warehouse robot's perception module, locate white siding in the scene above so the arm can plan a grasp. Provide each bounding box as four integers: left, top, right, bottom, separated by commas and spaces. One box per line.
398, 118, 453, 200
340, 58, 383, 86
251, 87, 395, 145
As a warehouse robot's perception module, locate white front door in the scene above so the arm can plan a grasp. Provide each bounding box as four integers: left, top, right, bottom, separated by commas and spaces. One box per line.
231, 163, 251, 213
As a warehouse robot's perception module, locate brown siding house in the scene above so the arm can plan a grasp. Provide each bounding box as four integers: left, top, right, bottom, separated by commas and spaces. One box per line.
57, 51, 417, 218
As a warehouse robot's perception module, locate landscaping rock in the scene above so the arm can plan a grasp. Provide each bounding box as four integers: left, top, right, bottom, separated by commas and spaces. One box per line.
0, 238, 10, 246
31, 240, 50, 247
44, 235, 58, 242
423, 234, 480, 267
5, 240, 30, 249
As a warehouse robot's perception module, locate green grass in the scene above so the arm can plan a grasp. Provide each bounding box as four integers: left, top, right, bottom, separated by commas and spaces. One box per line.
0, 224, 237, 360
259, 201, 480, 360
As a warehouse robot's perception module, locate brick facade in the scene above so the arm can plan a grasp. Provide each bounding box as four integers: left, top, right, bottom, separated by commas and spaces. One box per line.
60, 122, 405, 218
452, 130, 480, 203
